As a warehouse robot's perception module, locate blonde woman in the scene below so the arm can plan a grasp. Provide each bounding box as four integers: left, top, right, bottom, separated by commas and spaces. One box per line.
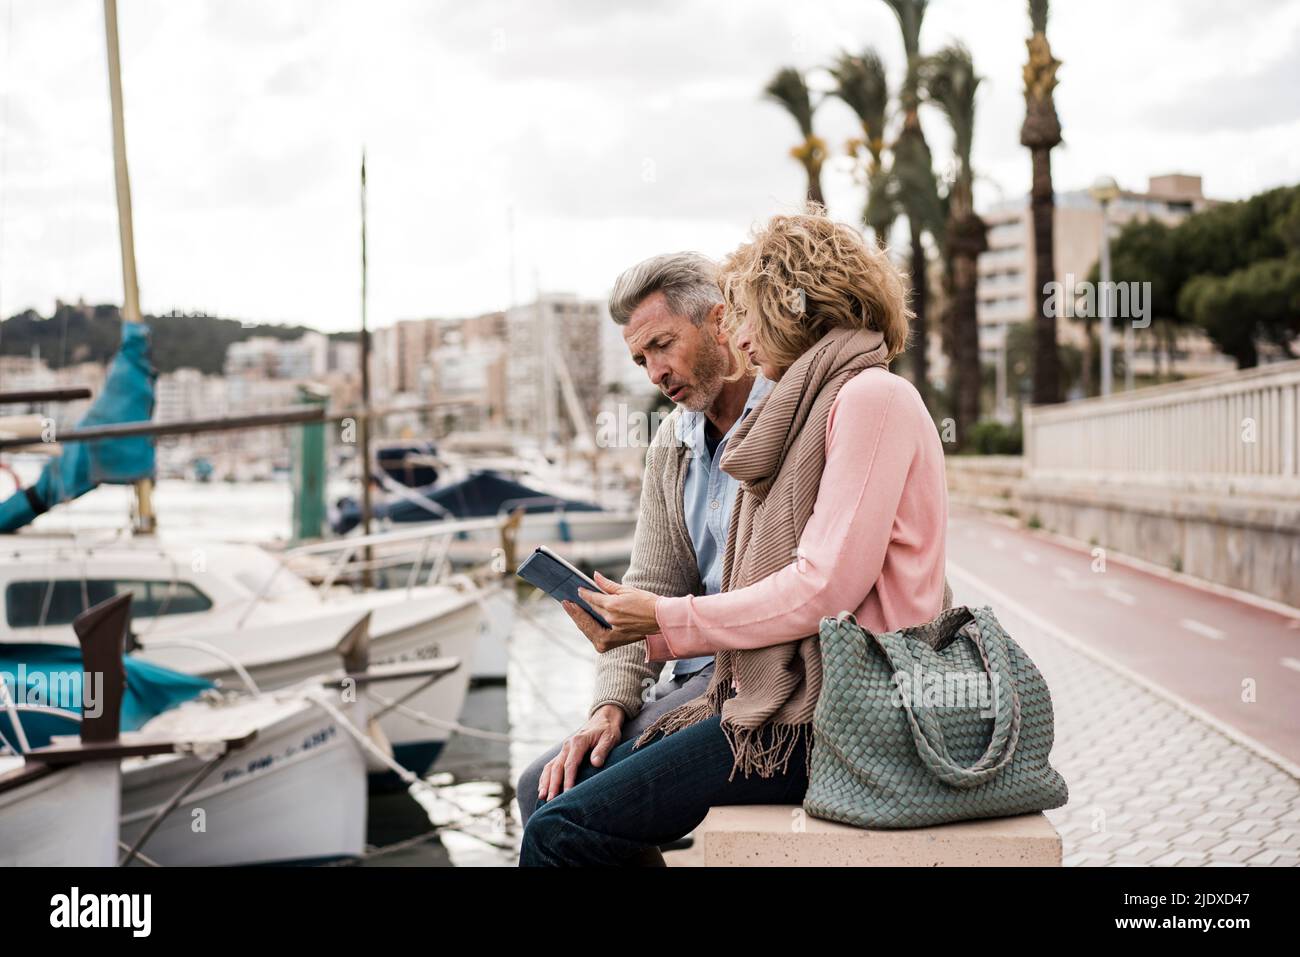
520, 210, 949, 867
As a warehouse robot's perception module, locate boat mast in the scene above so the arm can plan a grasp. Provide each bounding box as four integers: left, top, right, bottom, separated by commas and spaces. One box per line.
359, 151, 372, 540
359, 151, 374, 584
534, 270, 556, 451
102, 0, 154, 533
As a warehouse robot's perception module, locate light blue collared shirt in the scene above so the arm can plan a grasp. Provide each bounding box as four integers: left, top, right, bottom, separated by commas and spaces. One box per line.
670, 375, 773, 678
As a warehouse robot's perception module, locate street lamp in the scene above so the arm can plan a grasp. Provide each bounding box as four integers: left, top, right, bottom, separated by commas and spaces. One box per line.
995, 321, 1011, 423
1088, 175, 1121, 398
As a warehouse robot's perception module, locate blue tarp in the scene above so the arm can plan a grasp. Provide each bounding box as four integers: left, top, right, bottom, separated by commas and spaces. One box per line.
0, 643, 212, 751
0, 321, 156, 532
376, 442, 439, 488
332, 470, 603, 535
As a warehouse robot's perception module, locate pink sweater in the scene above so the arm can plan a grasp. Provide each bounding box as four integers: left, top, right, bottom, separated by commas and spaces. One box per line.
646, 367, 948, 662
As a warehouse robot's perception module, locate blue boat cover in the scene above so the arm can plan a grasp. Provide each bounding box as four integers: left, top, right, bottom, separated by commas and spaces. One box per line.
0, 643, 211, 751
332, 470, 602, 534
0, 321, 157, 532
376, 442, 439, 488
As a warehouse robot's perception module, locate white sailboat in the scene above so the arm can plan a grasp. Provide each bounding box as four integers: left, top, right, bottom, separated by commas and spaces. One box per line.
0, 536, 482, 784
2, 591, 468, 866
0, 756, 122, 866
0, 593, 267, 866
116, 686, 368, 866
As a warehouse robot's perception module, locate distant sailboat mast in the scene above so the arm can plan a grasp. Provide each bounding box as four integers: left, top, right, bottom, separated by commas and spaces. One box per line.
534, 268, 555, 448
358, 151, 374, 585
102, 0, 154, 533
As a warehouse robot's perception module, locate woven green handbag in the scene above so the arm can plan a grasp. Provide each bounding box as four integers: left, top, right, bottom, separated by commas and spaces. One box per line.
803, 605, 1068, 829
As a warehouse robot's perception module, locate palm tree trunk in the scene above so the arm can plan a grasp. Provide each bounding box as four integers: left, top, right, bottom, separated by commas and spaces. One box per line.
1029, 145, 1060, 404
806, 166, 825, 207
953, 249, 981, 448
909, 221, 929, 403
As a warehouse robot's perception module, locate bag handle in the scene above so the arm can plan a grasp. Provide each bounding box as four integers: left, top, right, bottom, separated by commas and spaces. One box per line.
854, 607, 1023, 789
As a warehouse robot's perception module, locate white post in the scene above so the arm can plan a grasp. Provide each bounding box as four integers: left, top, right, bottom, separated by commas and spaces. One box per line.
1124, 312, 1135, 392
995, 321, 1008, 422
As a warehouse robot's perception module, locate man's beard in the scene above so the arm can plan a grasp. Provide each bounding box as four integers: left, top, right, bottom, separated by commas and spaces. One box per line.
678, 339, 727, 412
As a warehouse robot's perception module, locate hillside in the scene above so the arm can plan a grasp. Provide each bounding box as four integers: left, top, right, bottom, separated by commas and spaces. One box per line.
0, 303, 347, 375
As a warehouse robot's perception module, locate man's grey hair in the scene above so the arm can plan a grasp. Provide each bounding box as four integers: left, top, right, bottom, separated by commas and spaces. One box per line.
608, 251, 723, 327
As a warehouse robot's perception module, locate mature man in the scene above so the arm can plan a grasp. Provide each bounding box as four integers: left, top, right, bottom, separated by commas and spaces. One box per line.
515, 251, 771, 825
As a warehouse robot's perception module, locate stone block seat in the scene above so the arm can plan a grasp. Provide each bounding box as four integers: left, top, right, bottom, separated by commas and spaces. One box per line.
689, 805, 1062, 866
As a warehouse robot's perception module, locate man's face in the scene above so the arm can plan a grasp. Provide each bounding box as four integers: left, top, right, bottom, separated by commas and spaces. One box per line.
623, 292, 728, 412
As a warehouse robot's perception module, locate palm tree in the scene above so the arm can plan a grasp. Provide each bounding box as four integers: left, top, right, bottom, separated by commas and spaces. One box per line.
764, 67, 826, 206
1021, 0, 1064, 404
829, 49, 896, 245
923, 44, 987, 448
881, 0, 942, 405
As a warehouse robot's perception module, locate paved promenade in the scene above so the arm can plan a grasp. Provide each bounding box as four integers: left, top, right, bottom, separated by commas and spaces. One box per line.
948, 511, 1299, 867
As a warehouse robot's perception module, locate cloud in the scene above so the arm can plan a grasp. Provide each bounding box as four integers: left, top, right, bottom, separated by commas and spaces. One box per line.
1142, 36, 1300, 132
1, 0, 1297, 331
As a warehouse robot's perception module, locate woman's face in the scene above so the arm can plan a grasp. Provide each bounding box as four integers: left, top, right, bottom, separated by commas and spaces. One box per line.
733, 311, 784, 381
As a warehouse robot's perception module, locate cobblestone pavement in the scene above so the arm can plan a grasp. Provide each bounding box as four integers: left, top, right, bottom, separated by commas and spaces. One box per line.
951, 574, 1300, 867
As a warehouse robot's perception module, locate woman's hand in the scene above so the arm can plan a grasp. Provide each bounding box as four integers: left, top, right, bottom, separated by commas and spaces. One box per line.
564, 572, 660, 652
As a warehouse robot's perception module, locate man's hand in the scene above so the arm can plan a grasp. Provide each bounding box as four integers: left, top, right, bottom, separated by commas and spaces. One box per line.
538, 703, 625, 804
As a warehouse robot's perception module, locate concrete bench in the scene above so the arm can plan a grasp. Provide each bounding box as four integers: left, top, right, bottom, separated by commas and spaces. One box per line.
686, 806, 1062, 866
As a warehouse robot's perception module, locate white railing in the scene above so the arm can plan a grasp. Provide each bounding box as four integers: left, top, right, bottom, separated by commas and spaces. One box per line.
1023, 359, 1300, 497
272, 515, 505, 604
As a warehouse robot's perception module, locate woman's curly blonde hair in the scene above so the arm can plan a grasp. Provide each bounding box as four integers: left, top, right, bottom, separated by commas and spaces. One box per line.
719, 208, 912, 376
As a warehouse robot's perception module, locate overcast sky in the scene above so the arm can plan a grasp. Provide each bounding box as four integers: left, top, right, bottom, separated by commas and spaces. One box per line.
2, 0, 1298, 333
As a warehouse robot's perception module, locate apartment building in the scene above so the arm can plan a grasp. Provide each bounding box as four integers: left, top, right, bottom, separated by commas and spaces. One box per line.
976, 173, 1232, 380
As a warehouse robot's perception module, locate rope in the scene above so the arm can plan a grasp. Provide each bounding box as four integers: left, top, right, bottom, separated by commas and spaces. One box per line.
302, 689, 438, 801
362, 687, 556, 746
118, 840, 162, 868
513, 597, 596, 663
500, 638, 583, 731
303, 687, 527, 838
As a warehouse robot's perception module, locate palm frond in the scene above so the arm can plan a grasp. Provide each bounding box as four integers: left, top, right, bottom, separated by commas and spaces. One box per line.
829, 48, 889, 157
892, 125, 944, 239
921, 43, 980, 183
764, 66, 817, 138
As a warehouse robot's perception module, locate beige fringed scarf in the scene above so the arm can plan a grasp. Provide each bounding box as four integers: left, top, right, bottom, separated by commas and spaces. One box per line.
633, 325, 894, 780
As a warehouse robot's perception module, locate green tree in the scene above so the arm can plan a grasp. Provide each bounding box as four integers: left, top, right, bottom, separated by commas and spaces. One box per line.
1097, 218, 1183, 381
1180, 256, 1300, 368
1105, 183, 1300, 370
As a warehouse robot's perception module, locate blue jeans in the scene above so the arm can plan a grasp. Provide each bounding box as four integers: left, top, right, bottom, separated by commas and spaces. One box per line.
516, 663, 716, 826
518, 715, 810, 867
